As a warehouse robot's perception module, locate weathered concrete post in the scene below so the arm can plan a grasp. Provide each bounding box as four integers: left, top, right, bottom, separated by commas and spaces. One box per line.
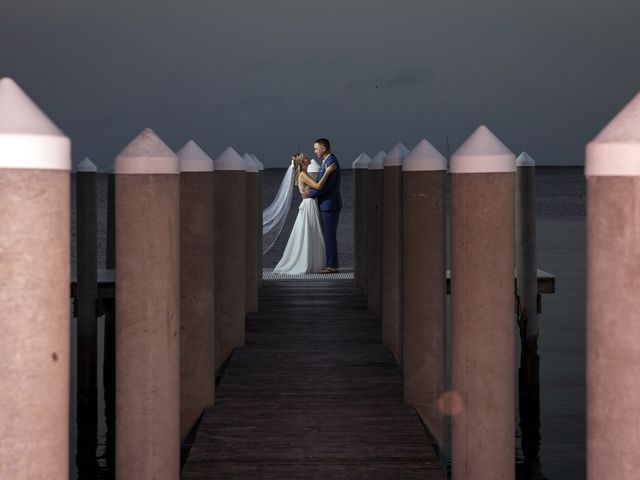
75, 157, 99, 476
450, 125, 516, 480
401, 139, 447, 448
252, 154, 264, 287
382, 143, 410, 363
515, 151, 542, 473
585, 92, 640, 480
516, 151, 538, 348
352, 152, 371, 291
115, 128, 180, 479
366, 150, 385, 316
0, 77, 71, 479
214, 146, 246, 368
177, 140, 215, 442
244, 153, 260, 313
104, 163, 116, 469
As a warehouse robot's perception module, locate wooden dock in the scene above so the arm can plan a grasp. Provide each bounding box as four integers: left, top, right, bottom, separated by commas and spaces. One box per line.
181, 279, 446, 479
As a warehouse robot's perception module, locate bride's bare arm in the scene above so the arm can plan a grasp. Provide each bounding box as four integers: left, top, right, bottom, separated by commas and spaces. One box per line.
300, 164, 337, 190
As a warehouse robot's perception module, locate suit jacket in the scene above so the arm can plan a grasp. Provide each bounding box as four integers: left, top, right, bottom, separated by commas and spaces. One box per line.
308, 153, 342, 212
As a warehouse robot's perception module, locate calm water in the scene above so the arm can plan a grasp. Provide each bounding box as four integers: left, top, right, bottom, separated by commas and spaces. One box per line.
70, 167, 586, 479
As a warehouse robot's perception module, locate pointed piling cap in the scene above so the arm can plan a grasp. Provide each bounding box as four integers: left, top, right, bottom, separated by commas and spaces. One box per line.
251, 154, 264, 171
450, 125, 515, 173
308, 158, 321, 174
586, 91, 640, 176
516, 151, 535, 167
352, 152, 372, 169
384, 143, 410, 167
403, 139, 446, 172
368, 150, 386, 170
214, 146, 246, 171
0, 77, 70, 170
244, 152, 260, 173
77, 157, 97, 173
115, 128, 178, 174
177, 140, 214, 172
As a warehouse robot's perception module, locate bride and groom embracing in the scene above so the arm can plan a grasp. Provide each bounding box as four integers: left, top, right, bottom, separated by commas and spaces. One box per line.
273, 138, 342, 275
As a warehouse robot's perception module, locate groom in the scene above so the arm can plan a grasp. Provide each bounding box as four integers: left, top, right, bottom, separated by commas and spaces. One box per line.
308, 138, 342, 273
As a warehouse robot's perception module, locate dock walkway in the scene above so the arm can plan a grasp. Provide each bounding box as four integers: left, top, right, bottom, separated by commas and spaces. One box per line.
182, 279, 445, 479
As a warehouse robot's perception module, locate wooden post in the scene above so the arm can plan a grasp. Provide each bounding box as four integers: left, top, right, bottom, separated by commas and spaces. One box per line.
177, 140, 215, 442
244, 153, 259, 313
585, 91, 640, 480
401, 139, 447, 448
382, 143, 410, 363
213, 147, 246, 368
0, 77, 71, 479
115, 128, 180, 479
366, 151, 385, 316
450, 125, 515, 480
352, 153, 371, 291
75, 157, 99, 476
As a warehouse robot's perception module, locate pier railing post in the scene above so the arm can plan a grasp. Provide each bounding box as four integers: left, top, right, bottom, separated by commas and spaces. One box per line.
585, 91, 640, 480
382, 143, 410, 363
244, 153, 260, 313
352, 152, 371, 291
450, 125, 516, 480
75, 157, 99, 476
213, 146, 247, 368
115, 128, 180, 479
0, 77, 71, 479
177, 140, 215, 442
401, 139, 447, 448
366, 151, 385, 316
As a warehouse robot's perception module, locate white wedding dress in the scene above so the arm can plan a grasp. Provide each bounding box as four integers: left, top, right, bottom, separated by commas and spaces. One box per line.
273, 181, 326, 274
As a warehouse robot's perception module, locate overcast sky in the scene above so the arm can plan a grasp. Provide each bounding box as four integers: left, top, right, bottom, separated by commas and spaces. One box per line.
2, 0, 640, 168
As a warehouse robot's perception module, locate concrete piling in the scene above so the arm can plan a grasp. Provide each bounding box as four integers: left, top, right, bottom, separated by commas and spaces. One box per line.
366, 150, 385, 316
75, 157, 99, 476
115, 128, 180, 479
401, 139, 447, 447
352, 152, 371, 291
213, 146, 246, 368
177, 140, 215, 442
382, 143, 410, 363
252, 154, 264, 287
516, 151, 539, 347
0, 77, 71, 479
585, 92, 640, 480
244, 153, 260, 313
450, 125, 516, 480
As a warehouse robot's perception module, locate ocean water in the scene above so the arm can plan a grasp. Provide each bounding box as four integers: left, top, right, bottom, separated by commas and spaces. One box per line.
69, 167, 585, 479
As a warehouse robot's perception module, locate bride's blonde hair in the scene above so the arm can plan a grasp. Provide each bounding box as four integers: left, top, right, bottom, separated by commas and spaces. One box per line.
291, 152, 306, 186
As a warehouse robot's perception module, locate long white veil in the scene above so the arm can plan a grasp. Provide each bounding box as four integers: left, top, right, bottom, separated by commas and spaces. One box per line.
263, 164, 294, 254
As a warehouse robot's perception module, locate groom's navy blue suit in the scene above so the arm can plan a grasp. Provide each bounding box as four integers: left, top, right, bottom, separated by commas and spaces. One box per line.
308, 153, 342, 269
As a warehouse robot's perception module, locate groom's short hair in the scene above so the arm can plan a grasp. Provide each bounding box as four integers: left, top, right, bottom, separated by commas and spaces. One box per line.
315, 138, 331, 152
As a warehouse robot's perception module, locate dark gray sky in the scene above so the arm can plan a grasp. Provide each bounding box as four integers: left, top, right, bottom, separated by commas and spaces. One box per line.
2, 0, 639, 168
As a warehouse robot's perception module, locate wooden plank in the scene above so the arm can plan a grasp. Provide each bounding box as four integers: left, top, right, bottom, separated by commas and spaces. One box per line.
182, 281, 446, 479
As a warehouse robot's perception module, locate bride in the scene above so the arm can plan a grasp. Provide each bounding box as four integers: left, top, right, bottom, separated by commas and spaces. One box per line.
273, 153, 336, 274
